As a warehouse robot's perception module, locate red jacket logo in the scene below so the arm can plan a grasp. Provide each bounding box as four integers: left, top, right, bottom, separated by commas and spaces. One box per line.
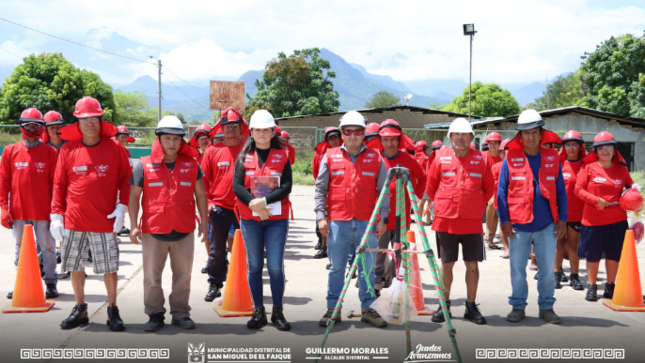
545, 155, 555, 161
474, 155, 483, 160
545, 164, 555, 168
274, 154, 283, 159
614, 179, 623, 188
180, 169, 190, 173
95, 165, 109, 177
14, 162, 28, 170
470, 160, 480, 164
182, 162, 193, 167
35, 162, 46, 173
366, 153, 376, 158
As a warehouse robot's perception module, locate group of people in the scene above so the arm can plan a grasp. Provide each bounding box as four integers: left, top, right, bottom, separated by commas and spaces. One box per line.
1, 98, 640, 333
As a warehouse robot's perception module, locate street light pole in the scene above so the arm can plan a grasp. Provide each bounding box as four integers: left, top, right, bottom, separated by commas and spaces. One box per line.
463, 24, 477, 121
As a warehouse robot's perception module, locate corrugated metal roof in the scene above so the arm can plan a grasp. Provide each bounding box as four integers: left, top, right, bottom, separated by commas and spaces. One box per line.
275, 105, 482, 121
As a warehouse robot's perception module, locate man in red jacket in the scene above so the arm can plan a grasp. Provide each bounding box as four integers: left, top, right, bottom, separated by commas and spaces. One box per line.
50, 97, 132, 331
200, 108, 247, 301
280, 131, 296, 165
189, 123, 212, 164
369, 120, 426, 294
1, 108, 59, 299
483, 132, 503, 248
128, 115, 208, 332
426, 118, 494, 325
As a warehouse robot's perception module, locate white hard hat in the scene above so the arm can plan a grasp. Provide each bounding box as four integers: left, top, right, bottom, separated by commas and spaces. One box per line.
447, 118, 474, 136
516, 109, 545, 130
339, 111, 367, 128
156, 115, 185, 136
249, 110, 276, 129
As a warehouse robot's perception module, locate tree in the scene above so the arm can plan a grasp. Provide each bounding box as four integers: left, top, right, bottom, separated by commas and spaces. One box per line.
0, 52, 116, 124
580, 33, 645, 117
364, 91, 401, 109
176, 112, 186, 124
245, 48, 340, 118
525, 71, 586, 111
112, 90, 157, 127
442, 82, 521, 117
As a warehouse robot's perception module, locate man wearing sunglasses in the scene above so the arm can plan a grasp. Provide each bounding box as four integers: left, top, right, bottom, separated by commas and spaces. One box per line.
0, 108, 59, 300
315, 111, 390, 328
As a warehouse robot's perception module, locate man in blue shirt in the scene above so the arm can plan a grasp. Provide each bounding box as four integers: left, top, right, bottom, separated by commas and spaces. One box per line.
498, 109, 568, 324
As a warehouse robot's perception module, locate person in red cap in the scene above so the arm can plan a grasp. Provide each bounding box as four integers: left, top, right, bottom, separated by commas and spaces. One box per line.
200, 107, 247, 301
43, 111, 68, 151
367, 120, 426, 295
426, 118, 494, 325
483, 132, 503, 249
51, 96, 132, 331
0, 108, 59, 300
279, 131, 296, 165
491, 139, 511, 258
421, 140, 444, 224
575, 131, 638, 301
114, 125, 136, 236
364, 122, 380, 144
128, 115, 208, 332
212, 132, 224, 146
553, 130, 587, 290
189, 123, 213, 164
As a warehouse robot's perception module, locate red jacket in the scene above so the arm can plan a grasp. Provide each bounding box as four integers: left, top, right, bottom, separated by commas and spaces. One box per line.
415, 151, 429, 174
312, 152, 322, 178
237, 148, 290, 221
492, 161, 503, 209
382, 151, 426, 230
505, 148, 560, 224
484, 150, 502, 166
286, 144, 295, 165
201, 143, 243, 210
562, 159, 585, 223
0, 141, 58, 220
575, 161, 633, 226
140, 154, 198, 234
326, 146, 381, 221
51, 139, 131, 233
426, 147, 494, 234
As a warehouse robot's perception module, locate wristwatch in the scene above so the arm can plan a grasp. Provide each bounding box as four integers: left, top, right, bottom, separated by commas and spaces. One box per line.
382, 217, 389, 224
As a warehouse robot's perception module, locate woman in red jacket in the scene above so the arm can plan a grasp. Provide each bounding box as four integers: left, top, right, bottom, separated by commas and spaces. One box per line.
575, 131, 635, 302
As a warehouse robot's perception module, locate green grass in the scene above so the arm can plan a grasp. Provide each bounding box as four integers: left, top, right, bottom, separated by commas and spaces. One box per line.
630, 171, 645, 198
293, 170, 315, 185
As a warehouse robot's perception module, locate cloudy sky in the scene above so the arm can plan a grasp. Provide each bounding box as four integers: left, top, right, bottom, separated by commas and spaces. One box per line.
1, 0, 644, 86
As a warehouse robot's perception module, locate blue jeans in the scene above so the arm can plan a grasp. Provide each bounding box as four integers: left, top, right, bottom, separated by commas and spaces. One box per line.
240, 218, 288, 308
327, 219, 378, 309
508, 223, 557, 310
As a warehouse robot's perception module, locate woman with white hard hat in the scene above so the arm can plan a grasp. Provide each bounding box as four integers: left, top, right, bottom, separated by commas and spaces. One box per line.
233, 110, 292, 331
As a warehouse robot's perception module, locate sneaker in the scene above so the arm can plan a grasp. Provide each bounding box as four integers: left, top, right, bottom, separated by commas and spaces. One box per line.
559, 268, 569, 282
585, 284, 598, 301
431, 300, 451, 323
539, 309, 561, 324
326, 263, 331, 270
61, 303, 89, 329
117, 226, 130, 236
201, 266, 207, 274
534, 271, 539, 280
144, 313, 165, 332
569, 274, 584, 290
361, 308, 387, 328
554, 272, 562, 289
46, 283, 59, 298
319, 308, 341, 327
204, 284, 221, 302
603, 283, 615, 299
6, 291, 12, 299
271, 306, 291, 331
506, 309, 525, 323
314, 246, 328, 259
172, 317, 196, 329
247, 307, 267, 329
107, 305, 125, 331
464, 301, 486, 325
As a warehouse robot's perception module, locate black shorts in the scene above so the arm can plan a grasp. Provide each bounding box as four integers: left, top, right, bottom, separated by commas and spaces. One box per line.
436, 232, 485, 263
567, 221, 582, 232
578, 220, 628, 263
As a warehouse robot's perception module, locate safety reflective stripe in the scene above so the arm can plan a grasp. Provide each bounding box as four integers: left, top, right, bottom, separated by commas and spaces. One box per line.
217, 162, 230, 166
563, 173, 571, 178
511, 158, 524, 162
362, 171, 375, 177
180, 182, 192, 187
546, 176, 556, 181
245, 172, 254, 175
332, 171, 345, 176
148, 182, 163, 187
511, 176, 525, 180
270, 172, 282, 176
442, 172, 455, 177
470, 173, 482, 178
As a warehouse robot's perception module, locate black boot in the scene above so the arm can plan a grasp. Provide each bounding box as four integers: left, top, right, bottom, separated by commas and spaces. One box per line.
107, 305, 125, 331
554, 272, 562, 289
570, 273, 584, 290
61, 303, 88, 329
603, 283, 615, 299
204, 284, 221, 302
585, 284, 598, 301
314, 246, 327, 259
46, 283, 59, 298
314, 241, 322, 250
431, 300, 451, 323
144, 312, 165, 332
247, 307, 267, 329
464, 301, 487, 325
271, 306, 291, 331
560, 267, 569, 282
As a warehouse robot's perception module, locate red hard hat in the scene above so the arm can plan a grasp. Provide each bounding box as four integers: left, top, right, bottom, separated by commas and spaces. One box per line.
378, 119, 402, 137
431, 140, 443, 150
18, 108, 45, 124
365, 123, 380, 137
563, 130, 584, 143
116, 125, 135, 142
500, 138, 511, 150
280, 131, 290, 140
592, 131, 616, 148
274, 125, 282, 134
222, 109, 242, 123
43, 111, 64, 125
487, 132, 502, 142
196, 123, 212, 133
73, 97, 104, 118
620, 188, 643, 212
324, 126, 341, 140
416, 140, 428, 150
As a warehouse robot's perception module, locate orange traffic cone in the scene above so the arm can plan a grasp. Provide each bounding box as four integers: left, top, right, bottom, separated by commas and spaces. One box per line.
603, 230, 645, 312
2, 224, 55, 313
406, 231, 433, 315
213, 229, 254, 317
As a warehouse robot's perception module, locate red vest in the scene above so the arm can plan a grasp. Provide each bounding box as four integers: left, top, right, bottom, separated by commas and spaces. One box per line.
432, 147, 488, 220
140, 154, 199, 234
561, 159, 584, 222
505, 148, 560, 224
238, 148, 290, 221
326, 147, 381, 221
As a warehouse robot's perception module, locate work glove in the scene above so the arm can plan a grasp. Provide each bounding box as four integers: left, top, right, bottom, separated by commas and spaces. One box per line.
107, 204, 128, 233
632, 183, 642, 191
50, 214, 66, 241
1, 208, 13, 229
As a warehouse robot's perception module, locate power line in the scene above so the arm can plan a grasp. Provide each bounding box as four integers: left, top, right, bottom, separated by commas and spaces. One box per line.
163, 66, 209, 96
0, 17, 152, 64
0, 46, 23, 60
162, 74, 209, 110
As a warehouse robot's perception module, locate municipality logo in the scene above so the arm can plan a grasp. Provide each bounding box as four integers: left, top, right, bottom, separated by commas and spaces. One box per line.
188, 342, 205, 363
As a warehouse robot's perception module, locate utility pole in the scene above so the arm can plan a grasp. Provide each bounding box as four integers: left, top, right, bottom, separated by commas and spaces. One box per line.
545, 75, 550, 110
157, 59, 162, 122
463, 24, 477, 121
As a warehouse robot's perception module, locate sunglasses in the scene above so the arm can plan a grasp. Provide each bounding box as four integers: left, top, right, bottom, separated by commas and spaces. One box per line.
342, 129, 365, 136
79, 117, 100, 125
